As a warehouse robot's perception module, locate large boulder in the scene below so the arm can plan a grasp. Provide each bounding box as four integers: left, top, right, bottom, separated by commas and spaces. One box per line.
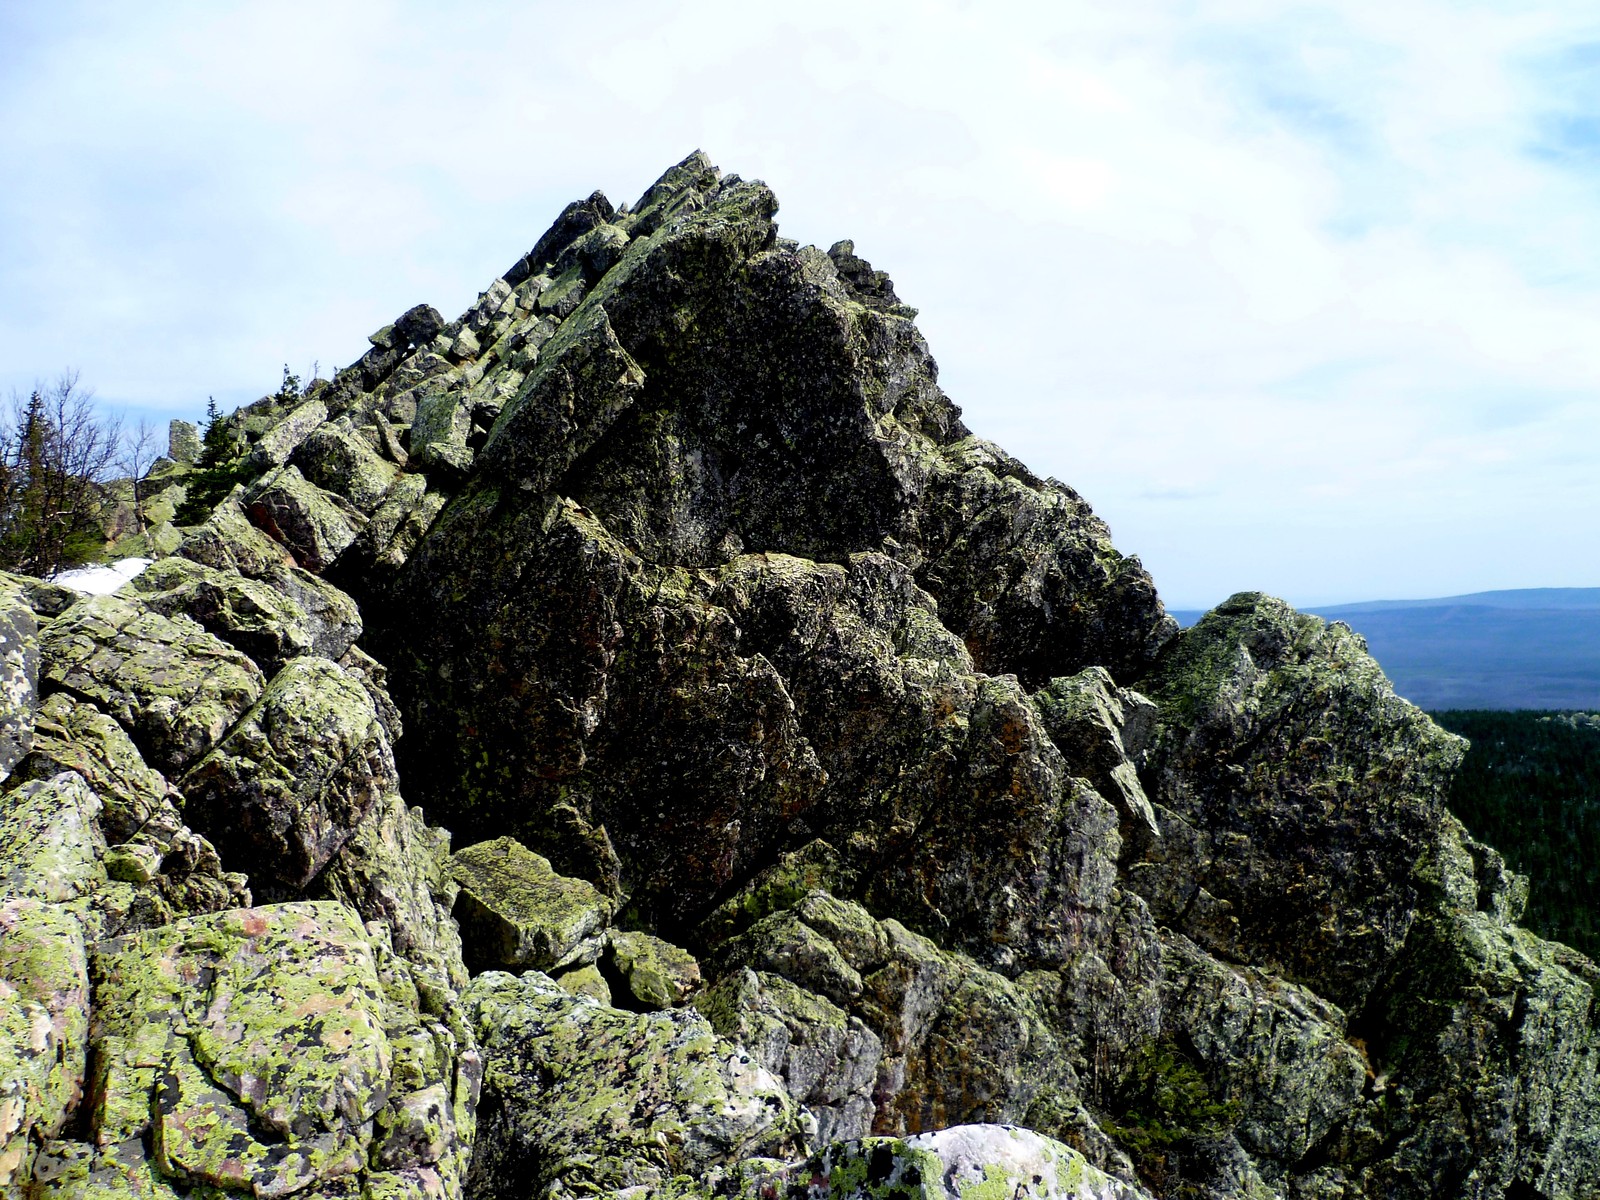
291, 419, 400, 514
0, 773, 104, 904
248, 397, 328, 469
125, 555, 329, 671
38, 595, 263, 774
464, 969, 804, 1198
182, 656, 397, 890
449, 836, 614, 975
246, 465, 366, 573
179, 489, 296, 578
21, 692, 174, 843
63, 902, 477, 1200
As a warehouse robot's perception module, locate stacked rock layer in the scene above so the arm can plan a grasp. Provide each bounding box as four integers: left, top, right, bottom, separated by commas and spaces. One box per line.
2, 154, 1596, 1200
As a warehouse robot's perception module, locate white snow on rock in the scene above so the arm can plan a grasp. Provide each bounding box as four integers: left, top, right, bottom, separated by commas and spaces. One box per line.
900, 1125, 1153, 1199
51, 557, 153, 595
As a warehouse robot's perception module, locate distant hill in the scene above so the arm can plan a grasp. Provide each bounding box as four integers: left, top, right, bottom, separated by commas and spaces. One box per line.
1170, 589, 1600, 710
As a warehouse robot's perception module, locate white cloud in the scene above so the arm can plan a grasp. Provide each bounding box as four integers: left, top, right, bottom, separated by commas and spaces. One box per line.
3, 0, 1600, 606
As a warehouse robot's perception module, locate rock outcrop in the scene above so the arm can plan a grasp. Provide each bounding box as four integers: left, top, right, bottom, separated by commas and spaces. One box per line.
2, 152, 1596, 1200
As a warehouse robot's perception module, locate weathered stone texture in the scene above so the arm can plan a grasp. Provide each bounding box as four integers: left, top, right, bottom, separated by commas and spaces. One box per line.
183, 655, 397, 891
464, 969, 804, 1198
38, 595, 263, 774
2, 152, 1597, 1200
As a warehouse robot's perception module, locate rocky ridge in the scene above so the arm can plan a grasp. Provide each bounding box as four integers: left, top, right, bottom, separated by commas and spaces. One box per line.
2, 153, 1597, 1200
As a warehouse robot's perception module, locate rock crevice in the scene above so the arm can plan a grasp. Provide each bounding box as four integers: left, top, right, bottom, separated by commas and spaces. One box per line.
1, 153, 1594, 1200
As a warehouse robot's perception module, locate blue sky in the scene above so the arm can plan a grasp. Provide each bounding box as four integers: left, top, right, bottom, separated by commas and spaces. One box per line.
3, 1, 1600, 608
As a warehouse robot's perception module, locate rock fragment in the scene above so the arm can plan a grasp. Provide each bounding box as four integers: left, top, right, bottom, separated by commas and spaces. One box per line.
449, 837, 613, 974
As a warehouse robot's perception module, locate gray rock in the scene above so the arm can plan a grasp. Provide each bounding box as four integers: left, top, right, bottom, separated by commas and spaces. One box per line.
167, 419, 200, 464
1031, 667, 1160, 846
604, 928, 702, 1009
1133, 593, 1467, 1009
449, 836, 614, 974
0, 773, 104, 904
464, 969, 804, 1198
248, 397, 328, 469
182, 656, 396, 890
124, 555, 324, 671
315, 789, 465, 991
179, 488, 295, 576
84, 902, 477, 1200
290, 419, 400, 514
0, 579, 39, 784
246, 464, 366, 573
21, 692, 174, 843
0, 898, 89, 1191
39, 594, 264, 773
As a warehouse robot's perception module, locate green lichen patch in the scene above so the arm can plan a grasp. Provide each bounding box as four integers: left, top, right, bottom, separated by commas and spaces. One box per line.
0, 897, 89, 1188
125, 555, 323, 671
39, 594, 264, 774
465, 969, 804, 1196
88, 902, 399, 1197
604, 928, 702, 1009
0, 772, 104, 903
450, 836, 614, 975
751, 1126, 1152, 1200
20, 692, 172, 844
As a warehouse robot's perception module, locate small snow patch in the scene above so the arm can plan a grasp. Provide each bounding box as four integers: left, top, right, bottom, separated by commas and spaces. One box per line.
52, 557, 153, 595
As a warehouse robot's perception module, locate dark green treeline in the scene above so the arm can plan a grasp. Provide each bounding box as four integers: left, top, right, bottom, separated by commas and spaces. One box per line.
1430, 709, 1600, 961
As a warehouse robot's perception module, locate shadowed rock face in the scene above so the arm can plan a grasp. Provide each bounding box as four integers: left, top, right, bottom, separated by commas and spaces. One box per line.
3, 153, 1600, 1200
373, 157, 1174, 950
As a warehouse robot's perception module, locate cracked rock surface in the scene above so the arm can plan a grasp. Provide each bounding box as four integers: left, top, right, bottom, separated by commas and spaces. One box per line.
2, 153, 1597, 1200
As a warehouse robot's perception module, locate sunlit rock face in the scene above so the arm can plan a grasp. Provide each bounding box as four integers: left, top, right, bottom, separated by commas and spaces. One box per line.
1, 154, 1597, 1200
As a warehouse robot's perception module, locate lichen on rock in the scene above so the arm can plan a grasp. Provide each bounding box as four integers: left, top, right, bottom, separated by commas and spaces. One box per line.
2, 151, 1598, 1200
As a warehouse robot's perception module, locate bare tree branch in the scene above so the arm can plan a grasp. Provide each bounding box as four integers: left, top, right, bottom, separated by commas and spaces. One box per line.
117, 416, 159, 534
0, 371, 126, 576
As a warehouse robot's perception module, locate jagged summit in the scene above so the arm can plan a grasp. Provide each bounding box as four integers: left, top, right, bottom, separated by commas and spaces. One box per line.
1, 154, 1598, 1200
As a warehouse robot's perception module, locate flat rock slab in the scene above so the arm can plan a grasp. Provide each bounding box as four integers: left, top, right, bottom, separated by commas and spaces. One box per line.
450, 836, 614, 974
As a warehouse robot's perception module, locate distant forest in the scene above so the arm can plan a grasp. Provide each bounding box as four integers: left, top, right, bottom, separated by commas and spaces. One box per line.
1431, 709, 1600, 961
